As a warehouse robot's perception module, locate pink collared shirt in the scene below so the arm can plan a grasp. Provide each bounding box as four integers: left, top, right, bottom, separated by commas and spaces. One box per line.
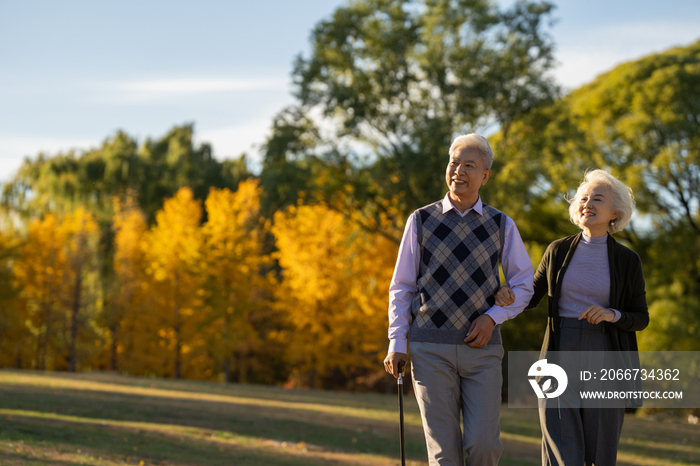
388, 194, 534, 354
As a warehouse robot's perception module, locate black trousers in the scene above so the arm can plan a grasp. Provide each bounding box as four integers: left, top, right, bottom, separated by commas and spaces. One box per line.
539, 318, 625, 466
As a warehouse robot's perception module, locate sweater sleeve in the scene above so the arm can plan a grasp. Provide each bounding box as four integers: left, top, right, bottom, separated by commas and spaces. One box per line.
527, 243, 551, 310
610, 255, 649, 332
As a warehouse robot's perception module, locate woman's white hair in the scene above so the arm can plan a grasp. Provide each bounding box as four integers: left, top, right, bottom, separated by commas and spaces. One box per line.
449, 134, 494, 169
568, 169, 635, 234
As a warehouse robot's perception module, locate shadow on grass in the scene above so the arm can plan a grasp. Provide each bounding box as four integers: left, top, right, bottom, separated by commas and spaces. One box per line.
616, 416, 700, 466
0, 452, 79, 466
499, 408, 542, 439
3, 371, 698, 466
0, 383, 427, 463
1, 412, 374, 466
498, 407, 700, 466
2, 370, 399, 411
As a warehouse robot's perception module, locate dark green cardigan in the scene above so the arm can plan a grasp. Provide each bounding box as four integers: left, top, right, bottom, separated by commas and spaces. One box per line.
527, 232, 649, 406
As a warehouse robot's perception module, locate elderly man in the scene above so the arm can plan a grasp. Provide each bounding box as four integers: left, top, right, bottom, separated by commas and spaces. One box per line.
384, 134, 533, 466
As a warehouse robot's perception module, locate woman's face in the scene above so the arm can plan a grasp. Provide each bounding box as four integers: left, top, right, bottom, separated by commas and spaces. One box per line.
577, 182, 618, 236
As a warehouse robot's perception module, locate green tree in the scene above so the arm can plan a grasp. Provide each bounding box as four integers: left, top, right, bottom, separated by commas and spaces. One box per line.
1, 125, 240, 225
261, 0, 559, 240
496, 40, 700, 351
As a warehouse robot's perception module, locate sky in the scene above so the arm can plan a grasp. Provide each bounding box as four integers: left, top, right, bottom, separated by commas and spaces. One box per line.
1, 0, 699, 181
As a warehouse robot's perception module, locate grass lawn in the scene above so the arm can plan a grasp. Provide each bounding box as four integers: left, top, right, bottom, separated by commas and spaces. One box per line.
0, 370, 697, 465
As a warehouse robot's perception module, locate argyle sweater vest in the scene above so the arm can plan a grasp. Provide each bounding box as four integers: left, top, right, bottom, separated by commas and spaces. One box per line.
409, 201, 506, 346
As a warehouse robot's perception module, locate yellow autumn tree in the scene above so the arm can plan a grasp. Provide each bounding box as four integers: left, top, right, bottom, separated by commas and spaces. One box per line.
103, 196, 153, 373
346, 226, 398, 388
272, 203, 397, 389
0, 229, 27, 368
13, 209, 99, 371
14, 214, 68, 370
143, 187, 204, 379
59, 208, 99, 372
201, 180, 272, 382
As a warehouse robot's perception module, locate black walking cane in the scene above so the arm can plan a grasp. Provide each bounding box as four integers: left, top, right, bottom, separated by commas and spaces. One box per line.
397, 360, 406, 466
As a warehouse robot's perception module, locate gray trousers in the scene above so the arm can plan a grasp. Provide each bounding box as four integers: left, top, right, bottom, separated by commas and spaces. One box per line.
540, 318, 625, 466
410, 341, 504, 466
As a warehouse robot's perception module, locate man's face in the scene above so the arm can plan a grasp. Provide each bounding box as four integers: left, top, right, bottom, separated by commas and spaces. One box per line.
445, 144, 491, 199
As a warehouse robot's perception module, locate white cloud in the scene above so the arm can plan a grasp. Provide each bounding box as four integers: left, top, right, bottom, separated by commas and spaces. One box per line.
105, 77, 290, 103
0, 156, 27, 183
196, 119, 273, 171
554, 21, 700, 89
118, 77, 288, 94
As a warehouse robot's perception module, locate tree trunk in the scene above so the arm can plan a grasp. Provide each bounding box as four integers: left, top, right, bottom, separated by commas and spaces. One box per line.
69, 263, 82, 372
385, 373, 393, 394
39, 301, 52, 371
110, 322, 118, 371
223, 292, 235, 383
174, 322, 182, 379
308, 368, 316, 389
224, 356, 231, 383
238, 347, 248, 384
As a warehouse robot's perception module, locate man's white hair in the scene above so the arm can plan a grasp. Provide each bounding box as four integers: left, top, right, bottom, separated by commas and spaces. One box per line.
449, 134, 494, 169
568, 169, 636, 234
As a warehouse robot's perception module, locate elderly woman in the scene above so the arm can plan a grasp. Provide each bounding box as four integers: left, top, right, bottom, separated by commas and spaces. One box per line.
497, 169, 649, 466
